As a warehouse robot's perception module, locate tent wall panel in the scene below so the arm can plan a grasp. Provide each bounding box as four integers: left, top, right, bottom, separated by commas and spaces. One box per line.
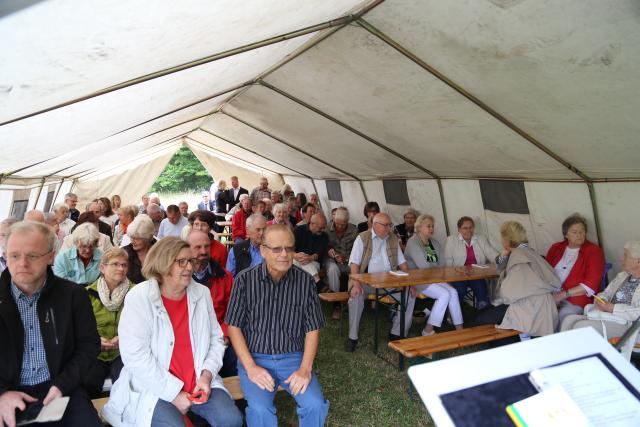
283, 177, 316, 200
361, 180, 387, 221
73, 151, 176, 207
0, 190, 14, 220
440, 180, 487, 238
201, 114, 346, 179
337, 181, 367, 226
594, 183, 640, 274
406, 180, 447, 244
224, 86, 425, 179
188, 143, 283, 193
523, 182, 596, 256
265, 25, 572, 179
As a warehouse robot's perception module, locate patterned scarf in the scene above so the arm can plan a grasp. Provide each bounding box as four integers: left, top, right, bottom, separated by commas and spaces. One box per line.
97, 276, 131, 312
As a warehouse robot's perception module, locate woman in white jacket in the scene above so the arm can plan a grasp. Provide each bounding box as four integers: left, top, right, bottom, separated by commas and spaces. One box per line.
444, 216, 499, 309
103, 237, 242, 427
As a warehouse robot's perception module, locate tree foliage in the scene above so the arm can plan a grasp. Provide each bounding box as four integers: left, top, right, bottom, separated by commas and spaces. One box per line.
150, 146, 212, 192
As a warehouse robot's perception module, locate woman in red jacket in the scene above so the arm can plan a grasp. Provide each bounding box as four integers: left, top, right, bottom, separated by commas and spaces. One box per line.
546, 214, 604, 329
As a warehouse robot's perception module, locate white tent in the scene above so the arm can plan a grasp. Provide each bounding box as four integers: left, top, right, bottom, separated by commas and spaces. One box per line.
1, 0, 639, 273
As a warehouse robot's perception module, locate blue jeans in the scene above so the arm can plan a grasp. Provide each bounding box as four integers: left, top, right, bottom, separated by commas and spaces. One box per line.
151, 388, 242, 427
238, 352, 329, 427
451, 279, 489, 308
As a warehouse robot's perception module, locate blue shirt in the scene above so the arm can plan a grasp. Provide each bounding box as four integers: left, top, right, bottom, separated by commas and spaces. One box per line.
226, 242, 263, 277
53, 247, 102, 285
10, 282, 51, 386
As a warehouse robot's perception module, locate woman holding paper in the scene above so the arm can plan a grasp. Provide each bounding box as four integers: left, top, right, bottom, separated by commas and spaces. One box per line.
404, 214, 464, 336
473, 221, 561, 336
546, 214, 605, 329
561, 241, 640, 343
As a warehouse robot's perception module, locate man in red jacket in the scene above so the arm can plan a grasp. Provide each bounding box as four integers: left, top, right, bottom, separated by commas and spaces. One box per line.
188, 230, 237, 377
232, 197, 253, 242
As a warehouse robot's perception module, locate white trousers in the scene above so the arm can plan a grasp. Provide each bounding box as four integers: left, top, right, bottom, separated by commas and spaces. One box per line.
411, 282, 464, 327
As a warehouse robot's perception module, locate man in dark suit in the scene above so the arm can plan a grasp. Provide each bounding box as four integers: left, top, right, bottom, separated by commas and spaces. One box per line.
227, 176, 248, 206
197, 191, 215, 212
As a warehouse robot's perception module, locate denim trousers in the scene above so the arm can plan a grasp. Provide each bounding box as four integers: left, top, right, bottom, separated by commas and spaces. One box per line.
238, 352, 329, 427
451, 279, 489, 308
151, 388, 243, 427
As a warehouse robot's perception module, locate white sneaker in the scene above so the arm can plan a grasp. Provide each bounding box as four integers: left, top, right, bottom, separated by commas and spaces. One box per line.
421, 329, 436, 337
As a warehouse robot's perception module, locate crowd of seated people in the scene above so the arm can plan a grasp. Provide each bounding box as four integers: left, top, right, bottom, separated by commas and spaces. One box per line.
2, 176, 635, 426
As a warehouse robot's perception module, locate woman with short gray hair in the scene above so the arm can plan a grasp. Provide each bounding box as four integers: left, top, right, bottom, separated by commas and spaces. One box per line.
561, 241, 640, 345
122, 215, 156, 284
53, 223, 103, 286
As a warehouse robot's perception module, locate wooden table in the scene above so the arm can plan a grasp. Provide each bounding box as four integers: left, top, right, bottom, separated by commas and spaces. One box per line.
350, 264, 499, 369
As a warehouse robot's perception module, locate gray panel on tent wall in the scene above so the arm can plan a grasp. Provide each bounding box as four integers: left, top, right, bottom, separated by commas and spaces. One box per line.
325, 180, 343, 201
479, 180, 529, 214
383, 179, 410, 206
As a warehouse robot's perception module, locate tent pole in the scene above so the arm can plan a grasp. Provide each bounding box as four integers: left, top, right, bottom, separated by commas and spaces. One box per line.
220, 111, 359, 182
51, 178, 65, 207
359, 181, 369, 203
185, 137, 282, 176
196, 129, 308, 178
1, 16, 364, 127
587, 183, 604, 247
436, 179, 450, 236
33, 177, 46, 210
257, 81, 439, 179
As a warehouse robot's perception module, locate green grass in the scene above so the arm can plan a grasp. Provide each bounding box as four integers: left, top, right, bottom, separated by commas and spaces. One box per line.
272, 302, 437, 427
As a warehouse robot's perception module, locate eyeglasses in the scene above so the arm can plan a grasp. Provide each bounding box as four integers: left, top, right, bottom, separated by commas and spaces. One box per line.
261, 245, 295, 254
174, 258, 197, 268
7, 251, 52, 263
374, 222, 393, 228
104, 262, 128, 269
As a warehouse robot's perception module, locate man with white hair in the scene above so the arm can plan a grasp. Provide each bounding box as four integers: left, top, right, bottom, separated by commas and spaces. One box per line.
226, 214, 266, 277
324, 207, 359, 320
145, 203, 164, 236
0, 221, 102, 426
346, 213, 413, 352
64, 192, 80, 222
53, 203, 75, 236
249, 177, 272, 205
225, 193, 249, 221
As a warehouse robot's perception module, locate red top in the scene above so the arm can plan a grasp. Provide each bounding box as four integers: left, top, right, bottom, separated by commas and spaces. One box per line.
208, 269, 234, 337
464, 243, 477, 266
162, 294, 196, 393
210, 239, 228, 268
80, 255, 92, 268
546, 239, 605, 308
231, 209, 250, 240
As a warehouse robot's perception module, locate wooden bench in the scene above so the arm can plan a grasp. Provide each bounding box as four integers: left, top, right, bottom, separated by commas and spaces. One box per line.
388, 324, 520, 359
319, 291, 426, 305
92, 376, 283, 422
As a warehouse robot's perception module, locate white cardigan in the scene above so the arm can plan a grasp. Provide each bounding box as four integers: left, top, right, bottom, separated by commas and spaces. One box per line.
600, 271, 640, 322
103, 279, 227, 427
443, 233, 499, 267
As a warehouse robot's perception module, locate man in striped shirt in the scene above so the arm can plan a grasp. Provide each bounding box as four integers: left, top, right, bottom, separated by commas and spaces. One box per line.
226, 224, 329, 427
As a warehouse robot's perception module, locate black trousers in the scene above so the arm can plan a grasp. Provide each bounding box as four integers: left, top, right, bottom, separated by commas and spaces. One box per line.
16, 381, 102, 426
471, 304, 520, 347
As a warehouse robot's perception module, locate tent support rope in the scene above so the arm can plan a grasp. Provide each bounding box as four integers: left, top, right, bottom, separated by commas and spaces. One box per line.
357, 18, 602, 245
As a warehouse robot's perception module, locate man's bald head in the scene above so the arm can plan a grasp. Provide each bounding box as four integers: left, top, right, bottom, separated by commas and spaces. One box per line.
24, 210, 45, 223
309, 213, 327, 234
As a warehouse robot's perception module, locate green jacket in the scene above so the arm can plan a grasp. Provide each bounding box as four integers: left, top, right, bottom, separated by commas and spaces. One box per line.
86, 279, 135, 362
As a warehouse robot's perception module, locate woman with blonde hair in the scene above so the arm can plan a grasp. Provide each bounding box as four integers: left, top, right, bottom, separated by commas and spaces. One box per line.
103, 237, 242, 427
473, 221, 561, 337
84, 247, 134, 395
113, 205, 137, 246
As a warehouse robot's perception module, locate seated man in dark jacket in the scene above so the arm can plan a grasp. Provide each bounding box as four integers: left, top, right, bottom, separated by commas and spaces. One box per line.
0, 221, 102, 426
227, 214, 267, 277
293, 214, 328, 284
